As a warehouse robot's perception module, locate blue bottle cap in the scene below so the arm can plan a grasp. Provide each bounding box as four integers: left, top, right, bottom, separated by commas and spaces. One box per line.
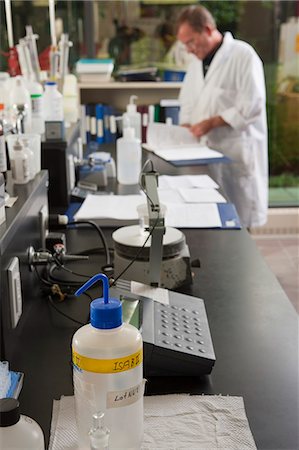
75, 274, 122, 329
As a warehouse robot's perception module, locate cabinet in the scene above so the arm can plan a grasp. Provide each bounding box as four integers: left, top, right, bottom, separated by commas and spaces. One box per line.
78, 81, 182, 111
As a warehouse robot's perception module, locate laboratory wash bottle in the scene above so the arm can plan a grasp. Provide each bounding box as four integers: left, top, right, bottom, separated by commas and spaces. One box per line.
123, 95, 141, 141
0, 398, 45, 449
72, 273, 144, 450
116, 126, 141, 185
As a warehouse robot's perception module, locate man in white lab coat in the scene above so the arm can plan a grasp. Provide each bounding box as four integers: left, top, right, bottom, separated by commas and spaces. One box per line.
177, 5, 268, 228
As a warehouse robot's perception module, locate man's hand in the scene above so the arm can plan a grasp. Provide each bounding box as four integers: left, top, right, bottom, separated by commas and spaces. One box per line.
190, 116, 228, 138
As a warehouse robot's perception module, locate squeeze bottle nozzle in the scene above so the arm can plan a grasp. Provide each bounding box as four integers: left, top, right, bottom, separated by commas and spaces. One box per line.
75, 274, 122, 329
89, 411, 110, 450
127, 95, 138, 114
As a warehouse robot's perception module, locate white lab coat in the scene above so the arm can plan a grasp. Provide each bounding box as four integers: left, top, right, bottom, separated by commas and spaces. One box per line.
179, 32, 268, 227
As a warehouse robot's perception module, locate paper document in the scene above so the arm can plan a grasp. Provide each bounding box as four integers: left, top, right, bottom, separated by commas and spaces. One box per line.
179, 188, 227, 203
155, 146, 223, 161
131, 281, 169, 305
165, 203, 222, 228
147, 122, 197, 149
157, 189, 185, 204
74, 194, 143, 221
158, 174, 219, 190
146, 122, 224, 161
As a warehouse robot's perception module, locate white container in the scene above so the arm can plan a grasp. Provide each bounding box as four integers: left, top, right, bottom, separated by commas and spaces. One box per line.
43, 81, 64, 122
9, 76, 32, 133
116, 127, 141, 185
28, 79, 45, 135
123, 95, 141, 141
0, 398, 45, 449
6, 134, 41, 175
22, 138, 36, 179
63, 74, 79, 125
10, 139, 30, 184
72, 274, 143, 450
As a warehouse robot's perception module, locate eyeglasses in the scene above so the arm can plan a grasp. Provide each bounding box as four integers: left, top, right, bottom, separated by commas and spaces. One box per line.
184, 38, 196, 50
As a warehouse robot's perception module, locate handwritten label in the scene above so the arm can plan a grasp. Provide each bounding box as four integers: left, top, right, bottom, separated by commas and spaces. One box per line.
107, 381, 144, 408
72, 348, 143, 374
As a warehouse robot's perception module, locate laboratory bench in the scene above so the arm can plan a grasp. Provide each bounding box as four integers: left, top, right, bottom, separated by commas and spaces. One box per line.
1, 168, 298, 450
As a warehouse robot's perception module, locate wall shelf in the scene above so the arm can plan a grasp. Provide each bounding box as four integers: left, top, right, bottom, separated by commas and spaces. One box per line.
78, 81, 182, 110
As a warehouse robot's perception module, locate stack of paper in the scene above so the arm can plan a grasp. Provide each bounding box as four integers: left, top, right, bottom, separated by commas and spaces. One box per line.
73, 172, 232, 228
145, 123, 224, 162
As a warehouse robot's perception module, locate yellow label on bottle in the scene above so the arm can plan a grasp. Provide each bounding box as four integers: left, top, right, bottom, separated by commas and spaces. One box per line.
72, 348, 143, 373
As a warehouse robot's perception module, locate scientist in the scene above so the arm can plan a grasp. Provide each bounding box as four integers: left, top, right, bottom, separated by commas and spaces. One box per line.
177, 5, 268, 228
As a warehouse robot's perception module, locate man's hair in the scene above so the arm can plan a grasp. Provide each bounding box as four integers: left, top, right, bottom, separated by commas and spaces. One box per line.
177, 5, 216, 33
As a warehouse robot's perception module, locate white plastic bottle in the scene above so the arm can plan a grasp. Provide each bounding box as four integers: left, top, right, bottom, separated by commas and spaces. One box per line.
43, 81, 64, 122
10, 139, 30, 184
122, 95, 141, 141
63, 74, 79, 126
116, 126, 141, 185
72, 274, 144, 450
10, 76, 32, 133
28, 79, 45, 135
0, 398, 45, 449
22, 138, 36, 180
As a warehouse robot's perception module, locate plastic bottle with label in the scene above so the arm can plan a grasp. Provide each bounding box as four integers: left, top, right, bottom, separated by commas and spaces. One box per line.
122, 95, 141, 141
10, 139, 30, 184
43, 81, 64, 122
0, 398, 45, 449
28, 79, 45, 135
10, 76, 32, 133
116, 124, 141, 185
72, 273, 143, 450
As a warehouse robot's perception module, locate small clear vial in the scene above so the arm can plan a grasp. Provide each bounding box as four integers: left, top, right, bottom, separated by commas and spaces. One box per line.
89, 412, 110, 450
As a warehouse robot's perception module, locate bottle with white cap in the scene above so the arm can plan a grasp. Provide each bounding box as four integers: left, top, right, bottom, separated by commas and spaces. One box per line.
10, 139, 30, 184
116, 117, 141, 185
122, 95, 141, 141
0, 398, 45, 449
43, 81, 64, 122
10, 76, 32, 133
27, 78, 45, 135
72, 273, 144, 450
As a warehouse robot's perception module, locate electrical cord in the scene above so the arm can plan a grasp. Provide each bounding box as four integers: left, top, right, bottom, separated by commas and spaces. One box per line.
67, 220, 111, 267
48, 295, 86, 326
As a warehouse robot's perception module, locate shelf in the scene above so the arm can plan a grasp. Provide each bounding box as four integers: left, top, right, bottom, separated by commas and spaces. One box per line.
78, 81, 182, 89
78, 81, 182, 110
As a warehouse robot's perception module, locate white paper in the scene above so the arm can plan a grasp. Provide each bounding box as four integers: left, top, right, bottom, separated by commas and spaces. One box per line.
146, 122, 196, 149
74, 194, 143, 221
159, 174, 219, 190
179, 188, 227, 203
155, 146, 223, 161
164, 203, 222, 228
157, 188, 184, 204
131, 281, 169, 305
146, 122, 223, 161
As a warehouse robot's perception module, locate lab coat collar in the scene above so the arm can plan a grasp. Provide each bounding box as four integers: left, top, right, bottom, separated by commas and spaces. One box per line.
204, 32, 234, 82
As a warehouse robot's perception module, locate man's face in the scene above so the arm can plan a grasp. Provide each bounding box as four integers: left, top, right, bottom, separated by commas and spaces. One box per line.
177, 22, 212, 60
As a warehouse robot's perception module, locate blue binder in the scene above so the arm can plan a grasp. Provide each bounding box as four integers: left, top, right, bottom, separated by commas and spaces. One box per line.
95, 103, 104, 144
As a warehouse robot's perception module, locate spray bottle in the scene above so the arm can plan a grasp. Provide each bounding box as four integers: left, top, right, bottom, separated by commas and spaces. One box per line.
72, 274, 144, 450
122, 95, 141, 141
